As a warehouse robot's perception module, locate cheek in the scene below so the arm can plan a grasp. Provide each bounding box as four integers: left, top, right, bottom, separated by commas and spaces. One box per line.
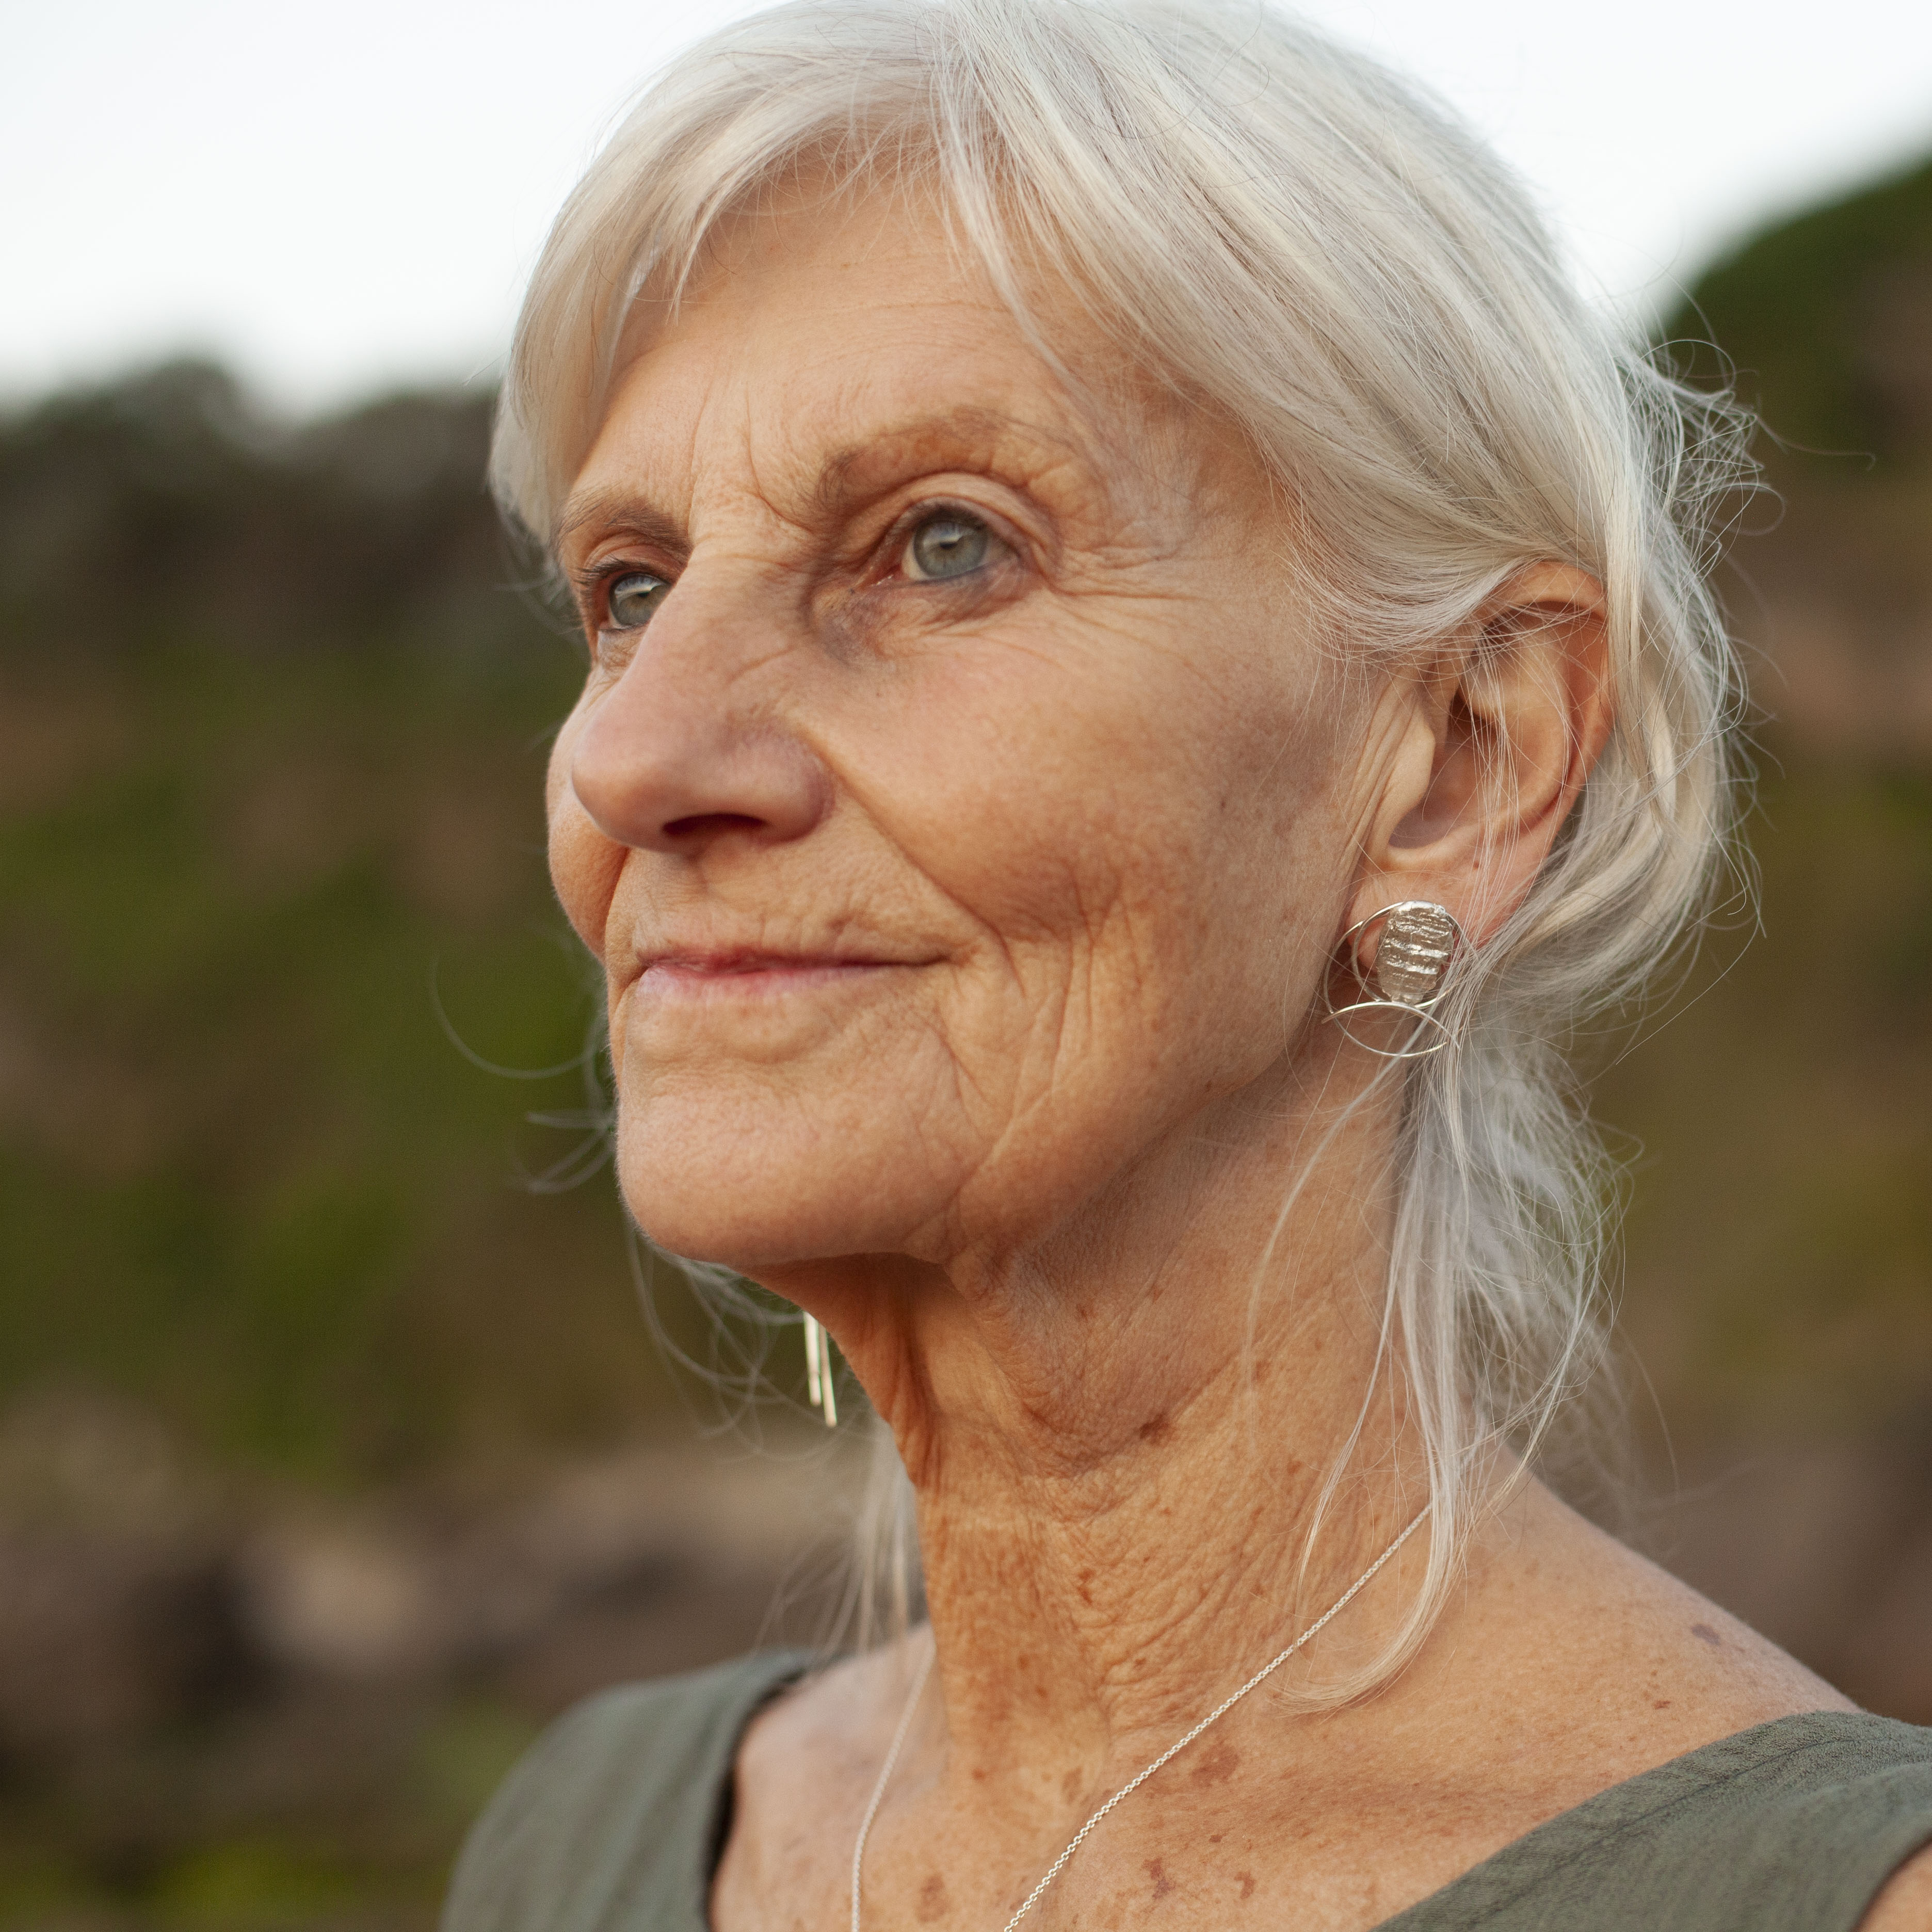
868, 634, 1340, 1103
545, 720, 625, 956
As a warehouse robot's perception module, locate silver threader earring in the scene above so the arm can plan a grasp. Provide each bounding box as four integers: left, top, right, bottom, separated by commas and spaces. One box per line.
802, 1313, 839, 1428
1324, 899, 1467, 1059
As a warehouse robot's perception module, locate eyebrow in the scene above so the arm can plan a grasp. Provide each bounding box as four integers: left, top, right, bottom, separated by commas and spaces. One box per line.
554, 405, 1103, 559
554, 491, 686, 557
813, 406, 1093, 517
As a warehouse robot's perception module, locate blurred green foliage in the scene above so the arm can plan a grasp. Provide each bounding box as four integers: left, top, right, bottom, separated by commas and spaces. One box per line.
1600, 148, 1932, 1438
1664, 154, 1932, 471
1596, 765, 1932, 1435
0, 1681, 532, 1927
0, 365, 672, 1486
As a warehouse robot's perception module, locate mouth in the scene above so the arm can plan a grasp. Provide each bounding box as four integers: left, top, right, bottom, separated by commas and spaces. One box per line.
631, 949, 924, 1001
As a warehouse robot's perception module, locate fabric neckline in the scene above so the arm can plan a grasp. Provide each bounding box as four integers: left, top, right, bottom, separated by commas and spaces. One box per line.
1377, 1708, 1916, 1928
700, 1663, 1910, 1931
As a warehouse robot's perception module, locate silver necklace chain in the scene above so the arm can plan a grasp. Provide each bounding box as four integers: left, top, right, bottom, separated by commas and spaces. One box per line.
849, 1502, 1431, 1932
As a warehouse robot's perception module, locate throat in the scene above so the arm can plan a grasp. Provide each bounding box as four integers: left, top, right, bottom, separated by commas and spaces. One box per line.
902, 1299, 1425, 1785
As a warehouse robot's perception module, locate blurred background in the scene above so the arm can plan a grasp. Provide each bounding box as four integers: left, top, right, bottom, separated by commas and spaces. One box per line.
2, 0, 1929, 1924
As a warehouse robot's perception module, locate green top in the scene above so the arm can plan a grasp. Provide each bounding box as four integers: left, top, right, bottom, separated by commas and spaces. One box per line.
443, 1651, 1932, 1931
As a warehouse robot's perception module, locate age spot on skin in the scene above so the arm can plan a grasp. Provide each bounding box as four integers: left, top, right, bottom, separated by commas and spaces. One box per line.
916, 1872, 949, 1923
1238, 1872, 1257, 1899
1190, 1741, 1240, 1785
1689, 1623, 1722, 1648
1138, 1413, 1173, 1445
1145, 1858, 1175, 1899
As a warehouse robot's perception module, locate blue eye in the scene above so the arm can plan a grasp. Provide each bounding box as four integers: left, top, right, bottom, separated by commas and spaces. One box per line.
905, 512, 991, 582
606, 570, 669, 629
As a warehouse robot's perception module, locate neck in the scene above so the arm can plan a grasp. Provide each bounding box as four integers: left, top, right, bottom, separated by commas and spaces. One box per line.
771, 1052, 1429, 1802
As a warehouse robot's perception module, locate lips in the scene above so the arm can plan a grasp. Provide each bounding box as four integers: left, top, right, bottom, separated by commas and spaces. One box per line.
629, 946, 931, 1000
645, 949, 868, 972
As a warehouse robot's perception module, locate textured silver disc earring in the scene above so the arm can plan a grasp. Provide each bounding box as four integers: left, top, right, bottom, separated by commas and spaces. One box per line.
802, 1313, 839, 1427
1324, 899, 1467, 1059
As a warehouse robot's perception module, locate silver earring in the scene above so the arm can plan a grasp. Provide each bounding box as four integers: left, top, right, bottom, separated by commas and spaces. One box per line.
802, 1313, 839, 1428
1324, 899, 1466, 1059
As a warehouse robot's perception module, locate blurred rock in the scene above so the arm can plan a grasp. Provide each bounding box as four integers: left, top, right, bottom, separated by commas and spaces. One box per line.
236, 1521, 450, 1683
0, 1387, 862, 1789
0, 1528, 250, 1756
0, 1387, 215, 1535
233, 1442, 857, 1688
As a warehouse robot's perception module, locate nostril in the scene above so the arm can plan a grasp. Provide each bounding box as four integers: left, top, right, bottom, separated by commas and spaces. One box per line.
663, 811, 766, 840
568, 700, 827, 850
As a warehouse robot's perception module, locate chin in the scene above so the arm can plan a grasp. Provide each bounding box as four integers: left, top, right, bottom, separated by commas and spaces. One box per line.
614, 1096, 955, 1273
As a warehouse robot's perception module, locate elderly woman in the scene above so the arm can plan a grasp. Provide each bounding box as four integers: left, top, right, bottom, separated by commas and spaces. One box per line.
444, 2, 1932, 1927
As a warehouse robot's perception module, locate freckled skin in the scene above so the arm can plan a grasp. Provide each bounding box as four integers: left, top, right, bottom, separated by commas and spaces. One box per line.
548, 184, 1870, 1930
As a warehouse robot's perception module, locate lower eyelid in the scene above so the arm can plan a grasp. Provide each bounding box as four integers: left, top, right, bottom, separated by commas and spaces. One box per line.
591, 627, 642, 669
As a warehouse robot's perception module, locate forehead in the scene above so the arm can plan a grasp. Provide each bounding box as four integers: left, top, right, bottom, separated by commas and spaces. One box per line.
564, 181, 1213, 529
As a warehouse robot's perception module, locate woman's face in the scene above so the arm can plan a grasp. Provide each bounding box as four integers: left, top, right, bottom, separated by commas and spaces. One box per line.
548, 189, 1375, 1275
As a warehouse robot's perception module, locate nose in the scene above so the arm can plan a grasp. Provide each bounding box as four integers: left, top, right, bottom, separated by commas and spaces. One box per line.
567, 584, 830, 856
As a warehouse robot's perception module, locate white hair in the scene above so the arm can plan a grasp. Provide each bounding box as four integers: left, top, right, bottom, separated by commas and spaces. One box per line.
496, 0, 1750, 1698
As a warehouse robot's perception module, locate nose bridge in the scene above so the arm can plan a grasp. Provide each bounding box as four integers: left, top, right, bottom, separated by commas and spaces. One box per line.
646, 538, 788, 695
568, 546, 828, 855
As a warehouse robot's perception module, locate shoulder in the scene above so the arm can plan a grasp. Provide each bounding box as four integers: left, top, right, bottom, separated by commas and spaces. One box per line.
1387, 1487, 1932, 1927
1462, 1485, 1856, 1769
1595, 1711, 1932, 1932
488, 1651, 810, 1834
1393, 1710, 1932, 1932
441, 1651, 811, 1932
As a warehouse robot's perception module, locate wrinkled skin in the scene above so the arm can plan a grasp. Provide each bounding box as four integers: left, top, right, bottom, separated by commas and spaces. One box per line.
544, 188, 1865, 1931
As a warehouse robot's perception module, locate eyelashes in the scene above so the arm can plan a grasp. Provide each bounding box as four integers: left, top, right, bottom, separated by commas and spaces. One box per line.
605, 570, 670, 629
573, 561, 669, 667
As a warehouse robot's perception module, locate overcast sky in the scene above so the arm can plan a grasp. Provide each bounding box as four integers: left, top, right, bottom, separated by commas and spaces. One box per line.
4, 0, 1930, 411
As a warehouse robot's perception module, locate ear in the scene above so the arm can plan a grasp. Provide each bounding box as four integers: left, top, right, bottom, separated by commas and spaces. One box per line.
1347, 563, 1613, 948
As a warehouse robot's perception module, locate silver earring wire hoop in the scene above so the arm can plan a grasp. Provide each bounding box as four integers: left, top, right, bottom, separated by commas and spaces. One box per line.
803, 1312, 839, 1428
1322, 900, 1468, 1061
